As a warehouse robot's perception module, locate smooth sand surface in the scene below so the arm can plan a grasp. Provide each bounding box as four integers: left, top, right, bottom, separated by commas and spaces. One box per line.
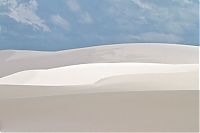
0, 91, 198, 132
0, 43, 198, 132
0, 43, 198, 78
0, 63, 198, 86
0, 71, 198, 99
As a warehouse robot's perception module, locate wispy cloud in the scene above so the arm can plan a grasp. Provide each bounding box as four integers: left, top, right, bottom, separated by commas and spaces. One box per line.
106, 0, 198, 44
0, 0, 50, 32
65, 0, 94, 24
51, 14, 70, 30
127, 32, 183, 43
80, 12, 93, 24
131, 0, 152, 10
172, 0, 193, 5
0, 0, 198, 50
65, 0, 81, 12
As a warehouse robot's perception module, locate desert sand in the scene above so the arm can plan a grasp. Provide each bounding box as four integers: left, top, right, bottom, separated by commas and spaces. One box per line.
0, 43, 198, 78
0, 71, 198, 99
0, 91, 198, 132
0, 43, 199, 132
0, 63, 197, 86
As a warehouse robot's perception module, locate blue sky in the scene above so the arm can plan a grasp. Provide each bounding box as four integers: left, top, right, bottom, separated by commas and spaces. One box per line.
0, 0, 199, 51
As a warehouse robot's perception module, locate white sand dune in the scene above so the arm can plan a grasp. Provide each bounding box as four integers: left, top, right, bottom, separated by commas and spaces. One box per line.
0, 63, 198, 86
0, 91, 198, 132
0, 43, 198, 78
0, 43, 198, 132
0, 71, 198, 99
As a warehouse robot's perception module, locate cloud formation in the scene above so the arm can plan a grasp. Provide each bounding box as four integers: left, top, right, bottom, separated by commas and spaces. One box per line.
65, 0, 94, 24
131, 0, 152, 10
0, 0, 50, 31
51, 14, 70, 30
80, 12, 93, 24
127, 32, 183, 43
65, 0, 81, 12
107, 0, 198, 44
0, 0, 198, 50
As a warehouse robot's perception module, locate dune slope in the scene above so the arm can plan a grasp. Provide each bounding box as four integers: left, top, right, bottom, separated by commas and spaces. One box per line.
0, 43, 198, 132
0, 71, 198, 99
0, 63, 198, 86
0, 43, 198, 78
0, 91, 198, 132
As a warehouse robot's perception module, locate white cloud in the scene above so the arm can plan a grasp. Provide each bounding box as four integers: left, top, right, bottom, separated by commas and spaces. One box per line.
65, 0, 94, 24
65, 0, 80, 12
108, 0, 198, 36
131, 0, 152, 10
127, 32, 183, 43
51, 14, 70, 30
172, 0, 193, 5
80, 12, 93, 24
0, 0, 50, 32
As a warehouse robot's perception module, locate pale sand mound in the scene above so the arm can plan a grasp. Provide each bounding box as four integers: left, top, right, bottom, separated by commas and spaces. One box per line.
0, 91, 198, 132
0, 71, 198, 99
0, 44, 198, 132
0, 43, 198, 78
0, 63, 198, 86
